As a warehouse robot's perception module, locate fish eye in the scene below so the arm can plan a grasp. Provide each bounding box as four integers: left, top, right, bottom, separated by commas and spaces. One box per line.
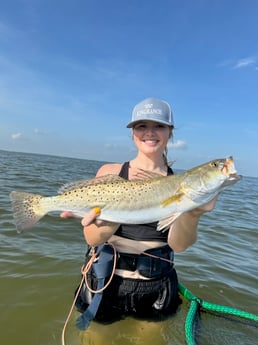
210, 161, 217, 168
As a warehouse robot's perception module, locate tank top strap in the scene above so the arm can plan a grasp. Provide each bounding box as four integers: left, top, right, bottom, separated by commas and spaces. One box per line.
119, 162, 173, 179
167, 166, 174, 175
118, 162, 130, 179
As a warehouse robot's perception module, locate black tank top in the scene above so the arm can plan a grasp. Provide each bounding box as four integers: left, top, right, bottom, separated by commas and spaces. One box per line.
115, 162, 174, 242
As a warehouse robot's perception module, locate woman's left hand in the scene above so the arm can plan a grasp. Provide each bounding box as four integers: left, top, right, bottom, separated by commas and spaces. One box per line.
190, 195, 218, 217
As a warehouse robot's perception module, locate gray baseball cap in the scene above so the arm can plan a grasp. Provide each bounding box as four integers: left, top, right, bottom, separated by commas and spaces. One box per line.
126, 97, 174, 128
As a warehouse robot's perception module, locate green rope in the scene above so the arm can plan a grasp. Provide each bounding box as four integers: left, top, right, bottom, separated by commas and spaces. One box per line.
201, 300, 258, 321
178, 282, 258, 345
184, 299, 199, 345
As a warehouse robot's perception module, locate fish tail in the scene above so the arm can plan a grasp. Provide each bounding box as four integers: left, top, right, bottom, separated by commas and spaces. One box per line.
10, 191, 47, 233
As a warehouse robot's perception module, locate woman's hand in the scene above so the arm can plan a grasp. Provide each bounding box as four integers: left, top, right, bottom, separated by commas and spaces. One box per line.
81, 208, 101, 226
60, 211, 77, 218
60, 208, 101, 226
189, 196, 218, 217
168, 196, 219, 252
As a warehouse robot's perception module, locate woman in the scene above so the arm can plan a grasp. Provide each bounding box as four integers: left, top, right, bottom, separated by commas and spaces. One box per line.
62, 97, 216, 333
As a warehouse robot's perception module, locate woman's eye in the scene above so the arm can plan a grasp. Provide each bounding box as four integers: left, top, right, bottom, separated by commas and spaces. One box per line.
134, 123, 167, 131
135, 125, 146, 129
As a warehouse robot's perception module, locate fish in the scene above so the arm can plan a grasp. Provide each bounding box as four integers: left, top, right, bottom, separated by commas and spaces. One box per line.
10, 156, 241, 233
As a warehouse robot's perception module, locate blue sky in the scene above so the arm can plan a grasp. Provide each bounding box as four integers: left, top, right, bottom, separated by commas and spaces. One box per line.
0, 0, 257, 177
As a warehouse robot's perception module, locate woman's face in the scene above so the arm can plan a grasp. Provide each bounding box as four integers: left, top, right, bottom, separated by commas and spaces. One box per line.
132, 120, 172, 156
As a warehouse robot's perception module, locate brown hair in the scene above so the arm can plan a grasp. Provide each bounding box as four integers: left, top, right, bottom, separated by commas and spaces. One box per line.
164, 126, 174, 167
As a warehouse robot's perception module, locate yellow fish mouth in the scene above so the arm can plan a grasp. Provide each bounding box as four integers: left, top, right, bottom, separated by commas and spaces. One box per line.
222, 156, 237, 176
221, 157, 241, 184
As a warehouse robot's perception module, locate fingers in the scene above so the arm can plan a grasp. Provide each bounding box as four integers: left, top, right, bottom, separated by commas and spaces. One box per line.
81, 207, 101, 227
202, 195, 218, 212
188, 196, 219, 218
192, 196, 219, 217
60, 211, 75, 218
61, 208, 101, 226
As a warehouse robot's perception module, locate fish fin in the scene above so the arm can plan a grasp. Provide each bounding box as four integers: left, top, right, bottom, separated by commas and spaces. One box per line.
157, 213, 181, 232
10, 191, 46, 233
160, 192, 184, 207
58, 175, 126, 194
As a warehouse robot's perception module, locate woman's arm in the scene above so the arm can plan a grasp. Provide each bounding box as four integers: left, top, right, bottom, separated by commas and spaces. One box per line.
168, 197, 218, 252
83, 220, 120, 247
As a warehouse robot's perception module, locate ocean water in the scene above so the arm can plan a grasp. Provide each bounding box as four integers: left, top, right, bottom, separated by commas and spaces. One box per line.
0, 150, 257, 345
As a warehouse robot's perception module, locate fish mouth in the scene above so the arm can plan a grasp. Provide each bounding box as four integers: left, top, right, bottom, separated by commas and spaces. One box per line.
228, 173, 242, 182
229, 172, 240, 179
222, 172, 242, 188
221, 156, 241, 185
222, 156, 238, 176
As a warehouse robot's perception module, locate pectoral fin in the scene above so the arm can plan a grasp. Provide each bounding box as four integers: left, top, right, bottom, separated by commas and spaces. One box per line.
157, 212, 181, 232
160, 192, 184, 207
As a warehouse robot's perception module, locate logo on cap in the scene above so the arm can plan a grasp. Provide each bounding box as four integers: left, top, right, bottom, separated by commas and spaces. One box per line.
136, 103, 162, 118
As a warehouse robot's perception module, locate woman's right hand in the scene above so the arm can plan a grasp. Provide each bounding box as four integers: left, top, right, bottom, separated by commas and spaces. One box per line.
60, 208, 101, 226
81, 208, 101, 226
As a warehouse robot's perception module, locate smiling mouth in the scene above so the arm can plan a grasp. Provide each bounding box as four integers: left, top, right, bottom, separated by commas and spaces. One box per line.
144, 139, 159, 144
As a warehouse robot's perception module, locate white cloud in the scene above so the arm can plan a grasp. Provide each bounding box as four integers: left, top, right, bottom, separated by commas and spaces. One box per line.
11, 132, 27, 140
168, 139, 187, 150
105, 143, 117, 149
219, 56, 257, 70
233, 57, 256, 69
34, 128, 47, 135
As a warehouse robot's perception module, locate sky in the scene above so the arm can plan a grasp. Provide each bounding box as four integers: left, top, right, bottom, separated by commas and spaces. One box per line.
0, 0, 257, 177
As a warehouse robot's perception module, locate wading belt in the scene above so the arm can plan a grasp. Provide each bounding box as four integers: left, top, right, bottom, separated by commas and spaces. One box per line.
76, 244, 115, 330
116, 245, 174, 278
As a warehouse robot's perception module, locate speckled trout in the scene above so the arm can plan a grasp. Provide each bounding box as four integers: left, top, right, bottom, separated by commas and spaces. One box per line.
10, 157, 241, 233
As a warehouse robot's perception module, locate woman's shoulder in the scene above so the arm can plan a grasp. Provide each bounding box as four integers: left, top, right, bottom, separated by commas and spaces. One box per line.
96, 163, 124, 177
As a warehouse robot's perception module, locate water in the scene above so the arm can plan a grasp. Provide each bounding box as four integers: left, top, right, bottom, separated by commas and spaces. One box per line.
1, 150, 257, 345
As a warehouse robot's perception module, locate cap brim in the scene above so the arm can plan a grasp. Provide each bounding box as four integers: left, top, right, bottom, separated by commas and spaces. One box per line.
126, 119, 173, 128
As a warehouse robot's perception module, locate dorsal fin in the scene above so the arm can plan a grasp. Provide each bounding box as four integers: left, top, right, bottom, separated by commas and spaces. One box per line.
58, 174, 126, 194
